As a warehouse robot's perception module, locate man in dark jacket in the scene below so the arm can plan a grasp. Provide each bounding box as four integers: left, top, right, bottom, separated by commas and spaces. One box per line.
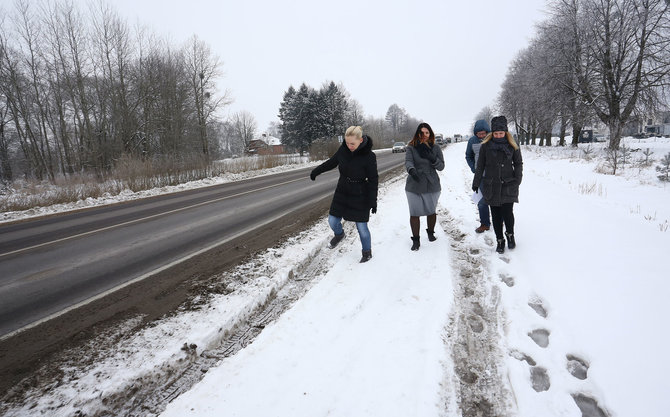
310, 126, 378, 263
465, 119, 491, 233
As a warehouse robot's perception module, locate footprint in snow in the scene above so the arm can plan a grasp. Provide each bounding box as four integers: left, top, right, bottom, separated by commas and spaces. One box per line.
455, 365, 478, 384
509, 350, 550, 393
530, 366, 551, 392
509, 349, 536, 366
528, 329, 550, 348
566, 354, 589, 380
528, 297, 548, 318
572, 393, 610, 417
499, 274, 515, 287
467, 315, 485, 333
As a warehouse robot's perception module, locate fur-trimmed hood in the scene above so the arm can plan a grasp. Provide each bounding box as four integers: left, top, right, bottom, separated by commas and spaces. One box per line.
342, 135, 374, 154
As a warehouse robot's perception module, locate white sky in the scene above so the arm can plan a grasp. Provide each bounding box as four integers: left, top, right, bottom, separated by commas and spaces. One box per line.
39, 0, 549, 137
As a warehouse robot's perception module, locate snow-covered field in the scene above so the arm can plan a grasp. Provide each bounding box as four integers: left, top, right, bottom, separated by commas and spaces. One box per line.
2, 139, 668, 416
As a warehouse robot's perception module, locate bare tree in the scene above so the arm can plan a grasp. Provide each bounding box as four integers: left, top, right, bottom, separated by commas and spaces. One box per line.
231, 111, 257, 150
0, 1, 233, 181
385, 104, 408, 135
474, 106, 494, 125
266, 121, 282, 138
575, 0, 670, 149
345, 98, 365, 127
184, 35, 231, 159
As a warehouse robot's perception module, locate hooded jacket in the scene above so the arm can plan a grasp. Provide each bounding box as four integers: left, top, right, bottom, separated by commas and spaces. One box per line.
465, 119, 491, 173
310, 136, 378, 223
405, 141, 445, 194
472, 133, 523, 206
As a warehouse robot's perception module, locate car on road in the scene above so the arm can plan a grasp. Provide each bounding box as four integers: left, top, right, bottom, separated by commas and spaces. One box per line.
392, 142, 407, 153
435, 134, 445, 146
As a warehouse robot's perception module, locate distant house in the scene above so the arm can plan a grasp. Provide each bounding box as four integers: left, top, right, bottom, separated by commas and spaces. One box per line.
623, 110, 670, 137
246, 134, 285, 155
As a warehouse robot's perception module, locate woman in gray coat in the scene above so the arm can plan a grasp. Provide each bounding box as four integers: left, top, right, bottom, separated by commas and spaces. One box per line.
405, 123, 445, 251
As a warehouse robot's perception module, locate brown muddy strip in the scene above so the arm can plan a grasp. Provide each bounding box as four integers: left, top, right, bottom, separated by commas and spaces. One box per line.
438, 206, 514, 417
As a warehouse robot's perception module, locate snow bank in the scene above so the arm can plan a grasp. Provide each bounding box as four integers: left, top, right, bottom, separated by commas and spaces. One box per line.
441, 140, 669, 417
160, 177, 456, 417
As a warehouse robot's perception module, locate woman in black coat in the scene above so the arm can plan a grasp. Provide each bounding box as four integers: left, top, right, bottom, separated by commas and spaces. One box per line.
310, 126, 378, 263
472, 116, 523, 254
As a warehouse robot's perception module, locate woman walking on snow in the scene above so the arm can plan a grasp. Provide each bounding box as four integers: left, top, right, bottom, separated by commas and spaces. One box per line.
310, 126, 378, 263
405, 123, 445, 251
472, 116, 523, 254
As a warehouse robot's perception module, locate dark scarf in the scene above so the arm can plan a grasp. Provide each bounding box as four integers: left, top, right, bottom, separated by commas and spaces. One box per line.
490, 137, 513, 158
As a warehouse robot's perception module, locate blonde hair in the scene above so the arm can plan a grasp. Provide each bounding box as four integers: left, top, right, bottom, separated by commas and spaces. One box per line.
345, 126, 363, 139
481, 131, 519, 150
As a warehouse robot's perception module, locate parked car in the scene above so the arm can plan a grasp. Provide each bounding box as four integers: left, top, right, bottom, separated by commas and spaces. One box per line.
454, 134, 463, 143
392, 142, 407, 153
435, 134, 445, 146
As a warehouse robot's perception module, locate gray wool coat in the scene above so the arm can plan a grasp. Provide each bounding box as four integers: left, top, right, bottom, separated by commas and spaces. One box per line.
405, 143, 445, 194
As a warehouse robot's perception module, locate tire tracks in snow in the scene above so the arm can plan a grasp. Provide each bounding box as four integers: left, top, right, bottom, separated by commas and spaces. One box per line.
438, 205, 514, 417
102, 241, 335, 417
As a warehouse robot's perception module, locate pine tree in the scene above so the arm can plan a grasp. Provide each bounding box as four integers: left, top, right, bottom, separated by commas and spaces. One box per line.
320, 81, 349, 139
278, 86, 298, 151
656, 152, 670, 182
278, 83, 324, 155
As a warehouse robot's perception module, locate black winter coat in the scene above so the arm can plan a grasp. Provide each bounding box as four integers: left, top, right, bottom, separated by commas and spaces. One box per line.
472, 139, 523, 206
311, 136, 379, 222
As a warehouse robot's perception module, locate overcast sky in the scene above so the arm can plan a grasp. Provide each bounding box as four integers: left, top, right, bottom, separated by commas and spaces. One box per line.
83, 0, 548, 137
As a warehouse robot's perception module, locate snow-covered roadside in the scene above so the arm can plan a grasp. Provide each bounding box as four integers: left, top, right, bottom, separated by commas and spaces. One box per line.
1, 219, 334, 416
4, 140, 668, 416
441, 141, 669, 416
159, 176, 457, 417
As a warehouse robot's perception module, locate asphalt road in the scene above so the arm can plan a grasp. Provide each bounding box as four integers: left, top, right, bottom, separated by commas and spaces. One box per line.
0, 150, 406, 339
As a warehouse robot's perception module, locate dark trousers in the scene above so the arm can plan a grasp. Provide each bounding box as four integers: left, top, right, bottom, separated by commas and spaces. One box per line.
477, 196, 491, 226
490, 203, 514, 239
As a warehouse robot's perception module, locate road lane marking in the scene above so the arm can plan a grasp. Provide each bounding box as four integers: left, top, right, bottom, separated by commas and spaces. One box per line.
0, 190, 333, 341
0, 177, 308, 259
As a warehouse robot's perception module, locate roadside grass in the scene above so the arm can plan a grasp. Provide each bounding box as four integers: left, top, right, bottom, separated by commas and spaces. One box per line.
1, 154, 309, 213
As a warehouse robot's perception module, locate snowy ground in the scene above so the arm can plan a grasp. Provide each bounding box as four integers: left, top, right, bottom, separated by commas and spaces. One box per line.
2, 140, 668, 416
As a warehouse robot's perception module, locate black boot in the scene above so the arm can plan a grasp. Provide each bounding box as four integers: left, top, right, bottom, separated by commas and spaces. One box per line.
496, 238, 506, 254
360, 250, 372, 263
328, 232, 345, 249
426, 228, 437, 242
505, 232, 516, 249
411, 236, 420, 251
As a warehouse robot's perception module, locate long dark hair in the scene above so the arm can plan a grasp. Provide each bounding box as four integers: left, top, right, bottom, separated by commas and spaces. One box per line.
409, 123, 435, 147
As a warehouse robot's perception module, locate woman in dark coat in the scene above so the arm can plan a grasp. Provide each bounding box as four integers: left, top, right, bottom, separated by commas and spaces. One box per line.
405, 123, 445, 251
310, 126, 378, 263
472, 116, 523, 254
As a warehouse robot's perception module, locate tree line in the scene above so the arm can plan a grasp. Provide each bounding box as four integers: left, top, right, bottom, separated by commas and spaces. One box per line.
0, 0, 228, 183
278, 81, 422, 154
497, 0, 670, 149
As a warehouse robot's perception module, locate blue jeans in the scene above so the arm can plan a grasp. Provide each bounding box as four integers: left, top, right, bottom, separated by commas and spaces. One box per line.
328, 215, 371, 251
478, 195, 491, 226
